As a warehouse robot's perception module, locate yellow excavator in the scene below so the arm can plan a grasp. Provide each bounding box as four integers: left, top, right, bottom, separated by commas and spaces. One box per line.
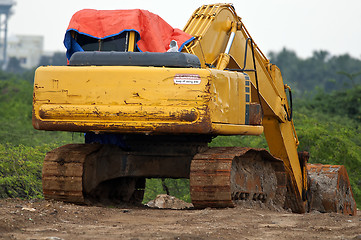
32, 4, 356, 215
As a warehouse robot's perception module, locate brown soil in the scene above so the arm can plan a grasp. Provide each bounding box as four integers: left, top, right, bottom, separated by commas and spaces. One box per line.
0, 198, 360, 240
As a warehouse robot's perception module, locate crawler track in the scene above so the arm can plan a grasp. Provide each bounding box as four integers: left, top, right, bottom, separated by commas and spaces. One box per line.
43, 144, 356, 215
190, 147, 287, 209
42, 144, 145, 205
42, 144, 101, 203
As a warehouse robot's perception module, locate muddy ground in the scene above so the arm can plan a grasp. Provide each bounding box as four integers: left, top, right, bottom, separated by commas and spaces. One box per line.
0, 198, 360, 240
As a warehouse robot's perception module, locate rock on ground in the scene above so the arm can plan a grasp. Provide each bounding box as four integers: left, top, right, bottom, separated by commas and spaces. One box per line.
146, 194, 193, 209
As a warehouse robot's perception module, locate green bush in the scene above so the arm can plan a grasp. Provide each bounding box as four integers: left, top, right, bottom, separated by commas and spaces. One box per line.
294, 111, 361, 205
209, 135, 268, 148
0, 144, 55, 199
0, 73, 83, 199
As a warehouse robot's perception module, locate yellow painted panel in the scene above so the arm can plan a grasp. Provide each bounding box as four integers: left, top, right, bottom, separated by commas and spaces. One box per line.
211, 123, 263, 135
209, 69, 246, 124
33, 66, 212, 134
33, 65, 258, 135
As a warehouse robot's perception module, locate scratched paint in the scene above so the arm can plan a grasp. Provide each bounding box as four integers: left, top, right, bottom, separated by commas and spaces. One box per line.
33, 65, 260, 135
208, 69, 247, 124
33, 66, 211, 134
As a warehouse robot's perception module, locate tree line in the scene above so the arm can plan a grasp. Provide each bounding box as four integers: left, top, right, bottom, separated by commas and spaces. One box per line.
269, 48, 361, 97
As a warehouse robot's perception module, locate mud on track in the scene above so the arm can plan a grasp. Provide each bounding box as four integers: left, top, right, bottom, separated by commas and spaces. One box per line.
0, 199, 360, 240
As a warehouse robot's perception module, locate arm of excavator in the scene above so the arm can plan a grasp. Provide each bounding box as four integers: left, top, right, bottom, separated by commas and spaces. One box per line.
182, 3, 307, 212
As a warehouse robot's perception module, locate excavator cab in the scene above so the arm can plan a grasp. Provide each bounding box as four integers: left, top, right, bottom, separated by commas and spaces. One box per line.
70, 30, 139, 52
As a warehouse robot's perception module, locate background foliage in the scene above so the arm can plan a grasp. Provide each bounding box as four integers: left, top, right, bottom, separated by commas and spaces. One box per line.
269, 48, 361, 98
0, 50, 360, 207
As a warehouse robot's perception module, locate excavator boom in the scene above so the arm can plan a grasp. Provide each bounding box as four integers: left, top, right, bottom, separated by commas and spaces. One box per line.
182, 4, 356, 215
183, 3, 305, 212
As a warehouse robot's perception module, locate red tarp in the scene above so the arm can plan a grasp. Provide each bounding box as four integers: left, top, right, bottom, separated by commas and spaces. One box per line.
64, 9, 194, 58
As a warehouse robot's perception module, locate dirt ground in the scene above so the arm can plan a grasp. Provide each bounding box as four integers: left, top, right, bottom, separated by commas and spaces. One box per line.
0, 198, 360, 240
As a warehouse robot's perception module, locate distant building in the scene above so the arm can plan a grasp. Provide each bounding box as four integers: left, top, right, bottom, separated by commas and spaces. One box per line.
0, 0, 15, 6
0, 0, 16, 68
7, 34, 43, 69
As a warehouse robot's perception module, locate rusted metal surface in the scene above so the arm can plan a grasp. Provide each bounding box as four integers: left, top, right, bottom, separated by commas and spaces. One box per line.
249, 103, 262, 125
42, 144, 147, 204
32, 113, 213, 135
307, 163, 357, 216
42, 144, 102, 204
42, 140, 207, 204
43, 143, 357, 215
38, 105, 200, 122
190, 147, 287, 209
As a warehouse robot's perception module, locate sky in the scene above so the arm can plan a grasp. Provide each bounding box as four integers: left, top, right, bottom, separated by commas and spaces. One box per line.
7, 0, 361, 59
